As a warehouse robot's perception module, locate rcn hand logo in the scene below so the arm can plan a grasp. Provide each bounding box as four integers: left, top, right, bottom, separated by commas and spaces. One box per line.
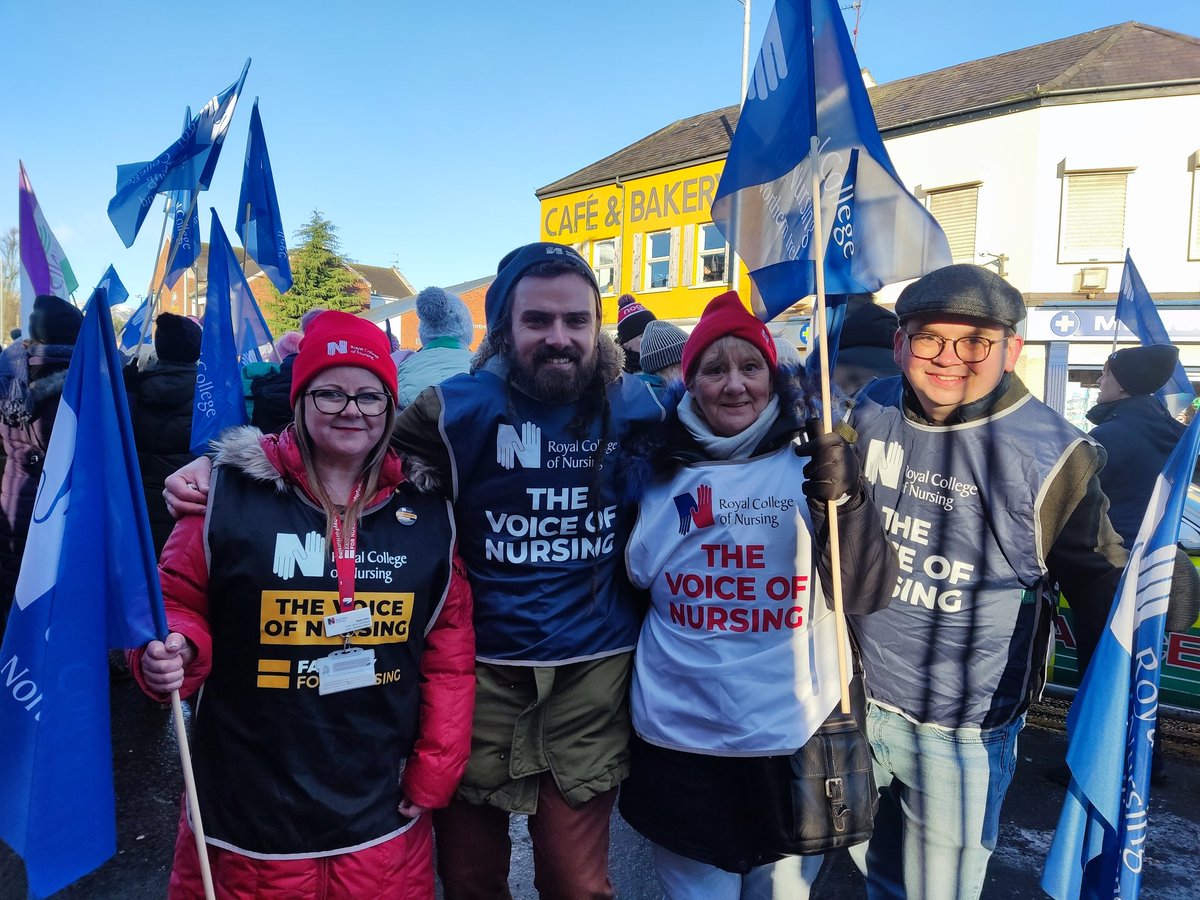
273, 531, 327, 580
864, 439, 904, 489
673, 484, 715, 535
496, 422, 542, 470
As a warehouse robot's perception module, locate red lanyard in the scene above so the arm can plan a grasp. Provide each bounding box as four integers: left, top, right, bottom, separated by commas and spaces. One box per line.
328, 481, 365, 613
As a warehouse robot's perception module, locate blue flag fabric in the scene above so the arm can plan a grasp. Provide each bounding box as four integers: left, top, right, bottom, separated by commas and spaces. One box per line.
0, 286, 168, 899
1116, 252, 1196, 416
95, 265, 128, 309
192, 211, 251, 455
1042, 412, 1200, 899
711, 0, 951, 320
108, 59, 250, 248
118, 298, 153, 355
236, 99, 293, 295
162, 107, 200, 290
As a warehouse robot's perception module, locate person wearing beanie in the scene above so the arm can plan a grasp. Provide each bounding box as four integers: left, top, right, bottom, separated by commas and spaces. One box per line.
0, 295, 83, 636
248, 331, 304, 435
1088, 344, 1194, 581
639, 319, 689, 383
618, 288, 895, 894
124, 313, 204, 555
167, 241, 669, 898
773, 335, 803, 370
616, 293, 657, 374
844, 263, 1128, 899
832, 294, 900, 395
132, 307, 474, 899
397, 286, 476, 407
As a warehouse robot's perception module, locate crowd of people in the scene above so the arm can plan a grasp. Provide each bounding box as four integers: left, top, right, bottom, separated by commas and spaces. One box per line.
2, 240, 1195, 899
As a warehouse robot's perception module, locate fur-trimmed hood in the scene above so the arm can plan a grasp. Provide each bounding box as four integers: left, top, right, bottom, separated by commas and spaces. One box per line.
211, 424, 413, 501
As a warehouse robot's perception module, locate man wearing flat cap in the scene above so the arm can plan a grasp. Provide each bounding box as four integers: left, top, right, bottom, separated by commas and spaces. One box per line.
846, 264, 1128, 899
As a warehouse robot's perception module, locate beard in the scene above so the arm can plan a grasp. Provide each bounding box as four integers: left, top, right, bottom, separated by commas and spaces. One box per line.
509, 343, 599, 403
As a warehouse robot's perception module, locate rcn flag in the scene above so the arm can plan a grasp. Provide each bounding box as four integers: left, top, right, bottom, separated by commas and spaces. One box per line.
711, 0, 951, 320
1116, 252, 1196, 416
1042, 412, 1200, 899
236, 99, 293, 295
0, 285, 168, 899
192, 210, 251, 454
164, 107, 201, 290
118, 298, 153, 356
18, 161, 79, 335
108, 59, 251, 248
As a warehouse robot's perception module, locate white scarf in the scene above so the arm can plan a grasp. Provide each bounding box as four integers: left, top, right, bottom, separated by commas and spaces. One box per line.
677, 393, 781, 461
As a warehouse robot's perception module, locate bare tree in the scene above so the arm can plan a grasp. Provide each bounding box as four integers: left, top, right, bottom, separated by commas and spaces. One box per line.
0, 228, 19, 339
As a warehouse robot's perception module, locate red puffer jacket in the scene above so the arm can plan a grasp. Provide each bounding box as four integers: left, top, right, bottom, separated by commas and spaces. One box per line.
132, 426, 475, 899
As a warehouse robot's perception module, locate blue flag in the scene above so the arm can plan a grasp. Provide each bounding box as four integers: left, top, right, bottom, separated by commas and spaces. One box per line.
118, 298, 153, 355
711, 0, 951, 320
162, 107, 201, 289
1042, 412, 1200, 899
0, 286, 168, 899
192, 211, 251, 455
1116, 252, 1196, 416
95, 265, 128, 309
108, 59, 251, 248
236, 99, 293, 295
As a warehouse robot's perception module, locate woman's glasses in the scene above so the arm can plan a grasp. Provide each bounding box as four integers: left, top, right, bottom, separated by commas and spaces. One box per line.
306, 389, 391, 416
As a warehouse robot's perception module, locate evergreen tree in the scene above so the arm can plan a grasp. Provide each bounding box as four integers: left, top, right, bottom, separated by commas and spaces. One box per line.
263, 211, 367, 334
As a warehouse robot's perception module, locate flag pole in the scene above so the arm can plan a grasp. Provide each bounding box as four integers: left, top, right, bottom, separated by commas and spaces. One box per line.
241, 202, 251, 272
138, 192, 202, 365
135, 197, 178, 365
170, 690, 216, 900
809, 133, 852, 715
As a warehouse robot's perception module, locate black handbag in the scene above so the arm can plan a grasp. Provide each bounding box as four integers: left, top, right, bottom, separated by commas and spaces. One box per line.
787, 694, 877, 854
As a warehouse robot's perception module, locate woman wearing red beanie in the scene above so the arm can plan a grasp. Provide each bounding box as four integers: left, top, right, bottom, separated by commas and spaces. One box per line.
131, 311, 475, 899
619, 291, 897, 896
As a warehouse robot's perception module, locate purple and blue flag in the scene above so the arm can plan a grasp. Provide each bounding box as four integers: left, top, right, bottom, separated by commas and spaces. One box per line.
1042, 411, 1200, 899
236, 99, 293, 295
710, 0, 950, 320
0, 283, 168, 899
108, 60, 250, 248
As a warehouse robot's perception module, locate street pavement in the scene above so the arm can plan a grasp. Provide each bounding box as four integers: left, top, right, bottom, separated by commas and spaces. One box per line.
1, 681, 1197, 898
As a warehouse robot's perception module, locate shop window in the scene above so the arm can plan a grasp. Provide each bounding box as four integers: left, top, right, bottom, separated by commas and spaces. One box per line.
696, 224, 728, 284
593, 239, 617, 295
1058, 170, 1128, 263
645, 230, 672, 289
926, 184, 979, 263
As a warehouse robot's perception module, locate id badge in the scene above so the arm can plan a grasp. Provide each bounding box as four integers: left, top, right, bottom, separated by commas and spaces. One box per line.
316, 648, 377, 695
324, 606, 372, 637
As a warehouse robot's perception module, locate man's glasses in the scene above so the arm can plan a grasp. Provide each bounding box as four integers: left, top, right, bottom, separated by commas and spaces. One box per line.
306, 389, 391, 416
904, 332, 1003, 364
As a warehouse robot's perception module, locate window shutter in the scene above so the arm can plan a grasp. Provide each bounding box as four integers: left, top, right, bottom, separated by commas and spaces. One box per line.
632, 234, 643, 292
613, 236, 623, 293
668, 226, 681, 289
1060, 172, 1128, 262
927, 186, 978, 263
682, 224, 695, 287
577, 240, 591, 266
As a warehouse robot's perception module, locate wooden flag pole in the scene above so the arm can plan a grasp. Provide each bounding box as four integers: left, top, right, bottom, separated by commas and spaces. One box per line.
138, 192, 201, 367
170, 690, 216, 900
809, 134, 853, 715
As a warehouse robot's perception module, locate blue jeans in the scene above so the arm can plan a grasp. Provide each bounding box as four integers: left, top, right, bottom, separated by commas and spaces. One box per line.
849, 702, 1022, 900
652, 843, 824, 900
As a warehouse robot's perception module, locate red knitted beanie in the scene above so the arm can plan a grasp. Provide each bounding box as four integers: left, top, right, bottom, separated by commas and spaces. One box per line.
681, 291, 777, 379
289, 311, 398, 405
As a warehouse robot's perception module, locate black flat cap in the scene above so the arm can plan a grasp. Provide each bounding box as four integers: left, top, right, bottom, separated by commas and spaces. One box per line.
896, 264, 1026, 330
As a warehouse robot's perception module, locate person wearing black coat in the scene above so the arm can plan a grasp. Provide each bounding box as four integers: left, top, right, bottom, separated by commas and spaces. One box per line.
125, 313, 202, 557
0, 295, 82, 633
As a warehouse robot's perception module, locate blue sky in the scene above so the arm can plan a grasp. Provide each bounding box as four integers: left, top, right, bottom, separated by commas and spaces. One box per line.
3, 0, 1198, 305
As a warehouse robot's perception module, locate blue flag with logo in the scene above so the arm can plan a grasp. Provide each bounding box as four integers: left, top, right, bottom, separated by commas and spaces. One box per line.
711, 0, 951, 320
118, 298, 153, 355
236, 99, 293, 295
1042, 412, 1200, 899
108, 60, 250, 247
192, 211, 251, 455
0, 285, 168, 899
1116, 252, 1195, 416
